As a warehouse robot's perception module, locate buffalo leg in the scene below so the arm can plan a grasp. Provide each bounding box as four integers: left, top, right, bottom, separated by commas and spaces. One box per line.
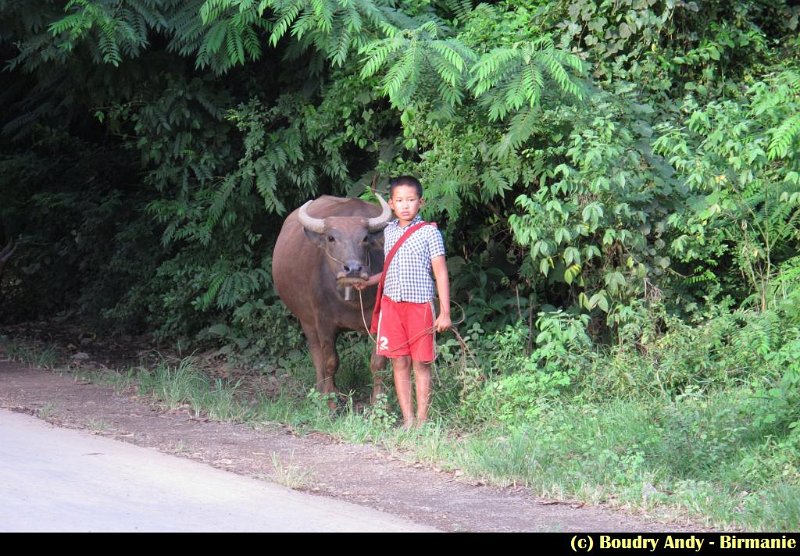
301, 322, 339, 409
319, 334, 340, 409
301, 323, 330, 400
369, 353, 388, 404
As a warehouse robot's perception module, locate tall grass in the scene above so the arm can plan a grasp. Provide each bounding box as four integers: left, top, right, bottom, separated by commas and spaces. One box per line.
0, 335, 59, 369
135, 356, 255, 421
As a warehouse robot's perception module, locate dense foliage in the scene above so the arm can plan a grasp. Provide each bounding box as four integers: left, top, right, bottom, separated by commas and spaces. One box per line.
1, 0, 799, 528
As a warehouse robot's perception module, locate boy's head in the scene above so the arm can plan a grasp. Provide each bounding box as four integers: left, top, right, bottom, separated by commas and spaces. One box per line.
388, 175, 424, 224
389, 175, 423, 198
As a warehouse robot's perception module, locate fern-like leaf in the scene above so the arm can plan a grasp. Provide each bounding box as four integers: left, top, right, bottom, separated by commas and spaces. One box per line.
768, 114, 800, 161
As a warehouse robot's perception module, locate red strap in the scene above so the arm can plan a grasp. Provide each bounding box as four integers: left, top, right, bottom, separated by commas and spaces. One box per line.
370, 222, 435, 333
382, 222, 433, 281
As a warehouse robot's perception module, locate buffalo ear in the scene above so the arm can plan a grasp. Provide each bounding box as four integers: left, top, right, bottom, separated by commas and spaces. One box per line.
367, 230, 384, 249
304, 228, 327, 248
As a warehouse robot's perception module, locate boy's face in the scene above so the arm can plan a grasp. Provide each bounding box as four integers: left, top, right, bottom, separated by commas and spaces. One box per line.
389, 184, 424, 226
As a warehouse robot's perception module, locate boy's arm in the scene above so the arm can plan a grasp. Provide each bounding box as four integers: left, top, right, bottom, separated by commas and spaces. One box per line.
431, 255, 451, 332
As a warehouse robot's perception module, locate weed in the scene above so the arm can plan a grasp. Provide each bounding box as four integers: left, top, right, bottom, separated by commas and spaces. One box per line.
741, 484, 800, 530
270, 451, 313, 490
87, 419, 109, 432
363, 392, 395, 430
37, 402, 56, 420
136, 356, 212, 416
109, 367, 139, 393
29, 346, 59, 369
1, 337, 60, 369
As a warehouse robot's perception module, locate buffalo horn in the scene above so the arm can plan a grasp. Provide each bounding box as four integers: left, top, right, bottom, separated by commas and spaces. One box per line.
367, 194, 392, 231
297, 200, 326, 234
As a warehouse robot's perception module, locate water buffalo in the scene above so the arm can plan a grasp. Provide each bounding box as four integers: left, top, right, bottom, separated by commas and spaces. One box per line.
272, 195, 392, 405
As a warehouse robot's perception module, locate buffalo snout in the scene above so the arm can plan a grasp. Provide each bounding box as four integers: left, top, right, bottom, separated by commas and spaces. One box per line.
337, 260, 370, 281
345, 260, 368, 276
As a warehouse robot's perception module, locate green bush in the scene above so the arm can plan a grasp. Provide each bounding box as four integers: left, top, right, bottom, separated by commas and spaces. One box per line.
456, 312, 591, 427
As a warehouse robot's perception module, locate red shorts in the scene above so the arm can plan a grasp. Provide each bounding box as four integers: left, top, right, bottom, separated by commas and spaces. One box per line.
375, 297, 436, 362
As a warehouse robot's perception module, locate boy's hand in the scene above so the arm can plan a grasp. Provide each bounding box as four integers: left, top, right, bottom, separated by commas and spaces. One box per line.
353, 273, 380, 290
434, 312, 451, 333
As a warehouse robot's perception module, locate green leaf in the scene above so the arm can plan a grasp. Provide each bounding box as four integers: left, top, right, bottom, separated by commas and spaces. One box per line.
578, 292, 590, 310
604, 271, 626, 294
564, 264, 581, 285
564, 246, 581, 265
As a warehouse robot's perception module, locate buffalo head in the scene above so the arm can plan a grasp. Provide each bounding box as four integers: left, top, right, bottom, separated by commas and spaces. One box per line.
297, 194, 391, 291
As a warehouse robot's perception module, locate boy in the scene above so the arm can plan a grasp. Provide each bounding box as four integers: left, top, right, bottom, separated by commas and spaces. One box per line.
356, 176, 451, 427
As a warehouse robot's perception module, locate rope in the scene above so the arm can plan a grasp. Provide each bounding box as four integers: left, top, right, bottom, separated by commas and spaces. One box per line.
355, 290, 484, 392
357, 289, 468, 361
449, 324, 482, 370
324, 245, 372, 276
358, 287, 379, 345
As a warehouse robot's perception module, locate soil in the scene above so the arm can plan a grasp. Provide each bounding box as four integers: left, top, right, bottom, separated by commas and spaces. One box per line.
0, 325, 713, 532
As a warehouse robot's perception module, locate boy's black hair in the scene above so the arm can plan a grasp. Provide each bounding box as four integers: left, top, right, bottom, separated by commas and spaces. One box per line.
389, 175, 423, 198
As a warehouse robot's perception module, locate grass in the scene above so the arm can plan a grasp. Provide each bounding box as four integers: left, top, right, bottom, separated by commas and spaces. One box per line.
264, 377, 800, 531
1, 335, 60, 369
171, 440, 188, 454
37, 402, 56, 420
87, 418, 110, 432
444, 393, 800, 530
3, 334, 798, 530
270, 451, 314, 489
77, 366, 140, 393
135, 356, 256, 422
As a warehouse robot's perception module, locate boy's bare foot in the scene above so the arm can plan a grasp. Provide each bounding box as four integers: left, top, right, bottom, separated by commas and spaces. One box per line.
414, 419, 432, 430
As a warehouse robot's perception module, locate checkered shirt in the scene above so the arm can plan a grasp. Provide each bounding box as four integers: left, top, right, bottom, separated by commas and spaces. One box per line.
382, 215, 446, 303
